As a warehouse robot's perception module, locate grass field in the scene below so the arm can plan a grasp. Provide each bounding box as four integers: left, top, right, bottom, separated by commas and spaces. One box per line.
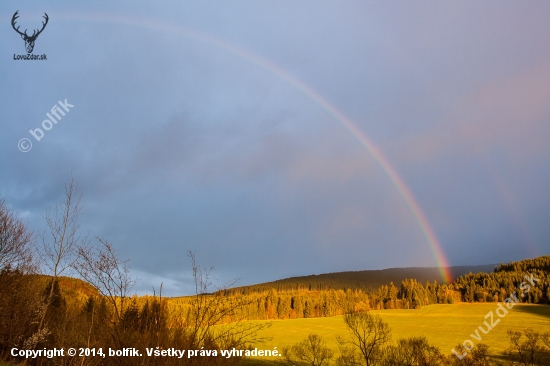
247, 303, 550, 362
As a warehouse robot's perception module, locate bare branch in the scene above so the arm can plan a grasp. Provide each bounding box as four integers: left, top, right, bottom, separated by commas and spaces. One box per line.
186, 251, 270, 349
0, 197, 35, 272
74, 237, 136, 325
37, 174, 89, 337
40, 175, 87, 278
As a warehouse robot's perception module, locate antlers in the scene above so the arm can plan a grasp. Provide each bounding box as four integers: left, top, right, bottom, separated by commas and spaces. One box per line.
11, 11, 24, 36
35, 13, 49, 38
11, 11, 49, 40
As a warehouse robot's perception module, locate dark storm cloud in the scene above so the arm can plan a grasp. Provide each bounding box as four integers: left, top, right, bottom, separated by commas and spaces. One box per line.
1, 1, 549, 295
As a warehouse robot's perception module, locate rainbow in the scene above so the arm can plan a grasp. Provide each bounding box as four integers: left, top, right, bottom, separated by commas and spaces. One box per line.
54, 12, 453, 283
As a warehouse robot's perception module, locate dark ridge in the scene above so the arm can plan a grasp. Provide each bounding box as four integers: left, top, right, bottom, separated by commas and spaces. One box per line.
225, 264, 497, 294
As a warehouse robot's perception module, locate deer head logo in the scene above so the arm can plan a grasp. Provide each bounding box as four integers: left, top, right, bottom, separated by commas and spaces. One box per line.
11, 11, 49, 54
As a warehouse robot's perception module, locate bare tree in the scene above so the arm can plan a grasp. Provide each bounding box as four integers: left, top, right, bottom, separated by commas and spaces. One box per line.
506, 329, 549, 366
0, 197, 34, 272
74, 237, 135, 346
186, 251, 269, 350
283, 333, 334, 366
450, 343, 497, 366
337, 311, 392, 366
382, 337, 447, 366
336, 344, 364, 366
0, 197, 41, 357
37, 175, 87, 334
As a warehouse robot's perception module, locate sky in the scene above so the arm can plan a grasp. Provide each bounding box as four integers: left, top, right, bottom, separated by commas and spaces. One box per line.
1, 1, 549, 296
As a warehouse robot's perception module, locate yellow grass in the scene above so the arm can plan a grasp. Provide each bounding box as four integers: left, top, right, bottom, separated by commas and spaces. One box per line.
248, 303, 550, 359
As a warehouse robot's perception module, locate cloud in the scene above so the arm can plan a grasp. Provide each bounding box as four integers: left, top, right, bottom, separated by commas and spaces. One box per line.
2, 1, 550, 296
389, 59, 550, 165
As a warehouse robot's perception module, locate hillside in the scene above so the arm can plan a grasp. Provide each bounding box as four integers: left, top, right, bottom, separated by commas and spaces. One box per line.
224, 264, 496, 295
31, 274, 100, 298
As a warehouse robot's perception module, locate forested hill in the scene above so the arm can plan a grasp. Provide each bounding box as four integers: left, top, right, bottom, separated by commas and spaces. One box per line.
495, 256, 550, 273
224, 264, 496, 295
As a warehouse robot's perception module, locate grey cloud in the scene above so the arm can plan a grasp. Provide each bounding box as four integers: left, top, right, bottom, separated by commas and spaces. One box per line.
1, 1, 549, 295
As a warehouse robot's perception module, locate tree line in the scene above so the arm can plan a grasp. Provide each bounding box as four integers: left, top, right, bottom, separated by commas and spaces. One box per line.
177, 258, 548, 322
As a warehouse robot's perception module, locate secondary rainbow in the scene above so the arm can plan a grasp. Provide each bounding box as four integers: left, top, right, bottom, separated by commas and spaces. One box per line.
56, 12, 453, 283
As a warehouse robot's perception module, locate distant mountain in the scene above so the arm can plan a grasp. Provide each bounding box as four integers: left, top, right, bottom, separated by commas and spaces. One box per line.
225, 264, 497, 294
